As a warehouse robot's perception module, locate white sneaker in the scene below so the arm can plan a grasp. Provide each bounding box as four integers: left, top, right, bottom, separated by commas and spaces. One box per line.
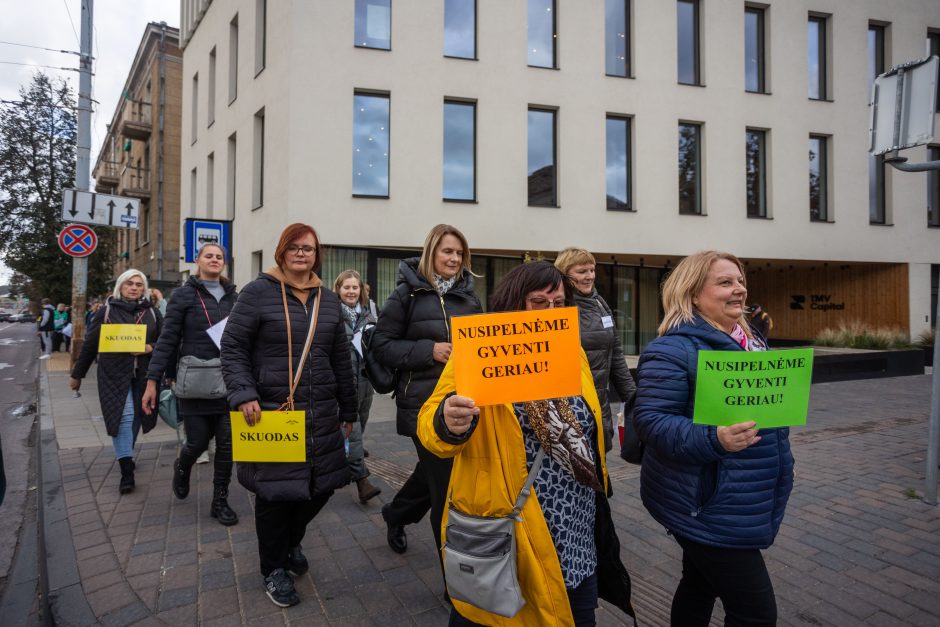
196, 450, 210, 464
39, 354, 51, 360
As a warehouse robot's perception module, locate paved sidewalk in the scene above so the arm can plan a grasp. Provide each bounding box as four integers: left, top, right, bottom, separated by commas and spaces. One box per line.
37, 354, 940, 625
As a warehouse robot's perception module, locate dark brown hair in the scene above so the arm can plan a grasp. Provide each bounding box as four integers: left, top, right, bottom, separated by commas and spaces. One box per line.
274, 223, 321, 273
488, 261, 572, 313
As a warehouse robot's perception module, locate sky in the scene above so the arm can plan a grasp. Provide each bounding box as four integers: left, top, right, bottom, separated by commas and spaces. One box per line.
0, 0, 179, 285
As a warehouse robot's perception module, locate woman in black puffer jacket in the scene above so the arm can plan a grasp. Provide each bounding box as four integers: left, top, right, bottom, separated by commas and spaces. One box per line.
221, 223, 358, 609
371, 224, 483, 567
142, 243, 240, 525
70, 269, 162, 494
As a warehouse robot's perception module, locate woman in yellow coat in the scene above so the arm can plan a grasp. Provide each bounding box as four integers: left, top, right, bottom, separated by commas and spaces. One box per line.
418, 262, 635, 627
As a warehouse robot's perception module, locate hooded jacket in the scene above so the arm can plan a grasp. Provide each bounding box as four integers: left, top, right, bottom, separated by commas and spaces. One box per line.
71, 297, 162, 437
371, 257, 482, 437
220, 268, 358, 500
339, 302, 377, 385
146, 276, 238, 415
634, 316, 794, 549
573, 289, 637, 451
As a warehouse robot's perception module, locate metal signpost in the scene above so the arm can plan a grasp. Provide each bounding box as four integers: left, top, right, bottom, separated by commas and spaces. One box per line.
869, 55, 940, 504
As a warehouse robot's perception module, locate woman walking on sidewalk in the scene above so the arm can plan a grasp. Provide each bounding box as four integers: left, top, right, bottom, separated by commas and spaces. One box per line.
70, 269, 162, 494
141, 243, 240, 525
222, 223, 358, 608
333, 269, 381, 504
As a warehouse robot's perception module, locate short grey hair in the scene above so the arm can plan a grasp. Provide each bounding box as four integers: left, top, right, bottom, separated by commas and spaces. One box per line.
112, 269, 150, 300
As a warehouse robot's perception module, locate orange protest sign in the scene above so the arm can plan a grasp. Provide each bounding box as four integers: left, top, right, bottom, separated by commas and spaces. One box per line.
451, 307, 581, 406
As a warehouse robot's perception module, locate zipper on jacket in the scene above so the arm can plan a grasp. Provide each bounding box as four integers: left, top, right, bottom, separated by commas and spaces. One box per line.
403, 370, 413, 397
439, 295, 450, 342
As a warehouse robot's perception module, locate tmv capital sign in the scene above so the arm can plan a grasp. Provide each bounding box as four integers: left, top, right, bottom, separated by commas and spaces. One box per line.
790, 294, 846, 312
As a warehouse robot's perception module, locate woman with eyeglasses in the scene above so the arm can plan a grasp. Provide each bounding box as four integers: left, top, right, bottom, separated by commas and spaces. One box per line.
417, 261, 635, 626
555, 247, 636, 456
142, 243, 240, 526
371, 224, 483, 569
220, 223, 358, 608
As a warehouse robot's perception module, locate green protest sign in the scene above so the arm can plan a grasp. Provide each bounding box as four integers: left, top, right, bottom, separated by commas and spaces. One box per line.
692, 348, 814, 428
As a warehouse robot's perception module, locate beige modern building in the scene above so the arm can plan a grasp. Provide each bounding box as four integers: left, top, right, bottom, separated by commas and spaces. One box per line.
94, 22, 183, 292
179, 0, 940, 351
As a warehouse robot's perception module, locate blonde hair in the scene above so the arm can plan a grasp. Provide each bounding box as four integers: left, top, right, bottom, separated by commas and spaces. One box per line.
553, 247, 596, 276
417, 224, 473, 282
194, 243, 228, 279
332, 269, 367, 307
658, 251, 751, 337
112, 269, 149, 300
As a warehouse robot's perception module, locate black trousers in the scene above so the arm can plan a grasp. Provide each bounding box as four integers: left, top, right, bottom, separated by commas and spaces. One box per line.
255, 490, 332, 576
671, 535, 777, 627
179, 413, 233, 487
383, 436, 453, 556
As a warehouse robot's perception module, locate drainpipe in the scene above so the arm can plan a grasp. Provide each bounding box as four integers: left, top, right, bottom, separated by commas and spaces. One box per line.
157, 22, 167, 281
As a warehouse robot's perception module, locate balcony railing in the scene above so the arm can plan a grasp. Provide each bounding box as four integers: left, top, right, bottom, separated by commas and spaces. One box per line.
121, 165, 150, 199
94, 160, 121, 192
120, 101, 152, 139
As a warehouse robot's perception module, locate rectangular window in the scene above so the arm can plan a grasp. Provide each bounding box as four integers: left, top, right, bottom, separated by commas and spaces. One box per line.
677, 0, 700, 85
251, 250, 263, 277
229, 15, 239, 103
528, 0, 557, 69
352, 93, 390, 197
443, 100, 476, 201
226, 133, 237, 219
929, 32, 940, 110
191, 73, 198, 143
808, 15, 826, 100
869, 24, 886, 224
606, 115, 632, 211
444, 0, 476, 59
253, 108, 264, 209
605, 0, 630, 77
746, 129, 767, 218
745, 7, 765, 93
355, 0, 391, 50
528, 108, 557, 206
678, 122, 702, 214
208, 48, 216, 125
929, 146, 940, 226
206, 153, 215, 215
190, 167, 198, 214
255, 0, 266, 75
809, 135, 828, 222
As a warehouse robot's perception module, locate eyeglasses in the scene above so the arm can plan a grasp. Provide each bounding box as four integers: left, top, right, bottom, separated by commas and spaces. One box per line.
286, 245, 317, 256
526, 296, 566, 310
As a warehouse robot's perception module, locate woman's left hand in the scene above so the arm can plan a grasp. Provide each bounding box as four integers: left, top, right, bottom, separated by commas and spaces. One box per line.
443, 395, 479, 435
340, 422, 353, 439
132, 344, 153, 356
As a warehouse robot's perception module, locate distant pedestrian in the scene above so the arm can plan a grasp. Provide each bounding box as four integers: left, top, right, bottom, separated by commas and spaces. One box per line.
150, 288, 168, 317
70, 269, 163, 494
38, 299, 55, 360
142, 243, 239, 526
635, 251, 794, 626
221, 223, 358, 608
748, 303, 773, 343
52, 303, 70, 352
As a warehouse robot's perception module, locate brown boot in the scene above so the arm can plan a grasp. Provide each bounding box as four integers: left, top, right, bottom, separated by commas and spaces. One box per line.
356, 478, 382, 504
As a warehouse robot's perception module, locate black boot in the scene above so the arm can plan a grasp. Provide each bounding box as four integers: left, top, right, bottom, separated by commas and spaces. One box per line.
118, 457, 135, 494
210, 485, 238, 526
172, 457, 192, 499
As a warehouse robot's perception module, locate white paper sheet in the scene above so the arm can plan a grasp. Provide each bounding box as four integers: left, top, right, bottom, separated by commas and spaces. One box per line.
352, 330, 363, 357
206, 317, 229, 350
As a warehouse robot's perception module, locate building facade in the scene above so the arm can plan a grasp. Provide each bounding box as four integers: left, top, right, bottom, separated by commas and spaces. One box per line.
94, 22, 183, 293
179, 0, 940, 352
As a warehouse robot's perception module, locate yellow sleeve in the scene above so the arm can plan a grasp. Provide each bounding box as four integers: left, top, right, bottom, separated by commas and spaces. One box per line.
416, 358, 465, 459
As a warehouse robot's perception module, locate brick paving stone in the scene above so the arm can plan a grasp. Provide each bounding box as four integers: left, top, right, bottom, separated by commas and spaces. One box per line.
246, 611, 286, 626
99, 602, 152, 627
81, 569, 125, 595
86, 585, 139, 617
78, 553, 121, 578
156, 603, 198, 624
200, 569, 236, 591
198, 587, 241, 621
157, 587, 197, 612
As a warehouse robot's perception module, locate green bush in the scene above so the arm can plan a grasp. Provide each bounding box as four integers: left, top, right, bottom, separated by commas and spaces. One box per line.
814, 321, 910, 349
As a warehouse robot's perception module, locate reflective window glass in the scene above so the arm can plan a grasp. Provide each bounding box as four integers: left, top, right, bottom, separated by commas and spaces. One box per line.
443, 101, 475, 201
746, 129, 766, 218
745, 8, 764, 92
808, 17, 826, 99
869, 25, 886, 224
677, 0, 699, 85
528, 108, 556, 206
678, 122, 701, 214
352, 93, 390, 197
528, 0, 556, 68
605, 0, 629, 77
355, 0, 391, 50
809, 135, 828, 222
606, 116, 631, 211
444, 0, 476, 59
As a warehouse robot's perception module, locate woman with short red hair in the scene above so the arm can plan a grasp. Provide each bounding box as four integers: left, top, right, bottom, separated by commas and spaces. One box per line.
221, 223, 359, 608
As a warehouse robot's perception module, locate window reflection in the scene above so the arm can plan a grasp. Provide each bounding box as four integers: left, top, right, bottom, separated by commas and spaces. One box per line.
443, 101, 475, 201
868, 24, 885, 224
528, 108, 556, 206
444, 0, 475, 59
746, 130, 766, 218
745, 8, 763, 92
606, 116, 631, 211
677, 0, 699, 85
809, 136, 827, 222
352, 94, 390, 197
355, 0, 391, 50
605, 0, 629, 77
808, 17, 825, 99
678, 122, 701, 214
528, 0, 556, 68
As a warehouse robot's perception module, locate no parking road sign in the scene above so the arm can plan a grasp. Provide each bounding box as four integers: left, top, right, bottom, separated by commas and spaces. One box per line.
58, 224, 98, 258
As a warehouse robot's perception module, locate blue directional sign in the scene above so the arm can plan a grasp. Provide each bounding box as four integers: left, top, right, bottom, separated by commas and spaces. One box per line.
184, 219, 231, 263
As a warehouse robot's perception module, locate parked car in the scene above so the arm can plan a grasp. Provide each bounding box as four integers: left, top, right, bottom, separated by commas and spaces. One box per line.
12, 311, 33, 323
0, 312, 11, 322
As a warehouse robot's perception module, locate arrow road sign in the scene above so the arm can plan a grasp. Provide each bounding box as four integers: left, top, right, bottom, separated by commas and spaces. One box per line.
61, 189, 140, 229
58, 224, 98, 258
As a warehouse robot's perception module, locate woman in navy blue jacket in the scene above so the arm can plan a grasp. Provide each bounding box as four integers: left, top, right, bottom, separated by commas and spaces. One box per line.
634, 251, 793, 626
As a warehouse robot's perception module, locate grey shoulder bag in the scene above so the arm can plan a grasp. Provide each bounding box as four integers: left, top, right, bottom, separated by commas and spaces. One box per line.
174, 290, 226, 399
443, 448, 546, 618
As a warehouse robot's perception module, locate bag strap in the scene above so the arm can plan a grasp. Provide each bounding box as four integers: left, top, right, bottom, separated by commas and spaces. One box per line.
279, 282, 321, 411
510, 448, 547, 519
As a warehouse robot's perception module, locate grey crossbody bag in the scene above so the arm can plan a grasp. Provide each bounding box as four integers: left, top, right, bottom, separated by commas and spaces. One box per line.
443, 448, 546, 618
173, 290, 226, 399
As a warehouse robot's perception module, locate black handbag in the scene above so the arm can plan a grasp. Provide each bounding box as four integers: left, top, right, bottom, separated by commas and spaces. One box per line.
361, 325, 397, 394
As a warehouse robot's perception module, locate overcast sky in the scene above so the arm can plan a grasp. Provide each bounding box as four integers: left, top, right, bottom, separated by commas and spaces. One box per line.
0, 0, 179, 285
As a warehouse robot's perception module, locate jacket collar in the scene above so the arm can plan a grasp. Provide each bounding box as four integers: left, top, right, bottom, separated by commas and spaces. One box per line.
397, 257, 477, 298
665, 315, 743, 351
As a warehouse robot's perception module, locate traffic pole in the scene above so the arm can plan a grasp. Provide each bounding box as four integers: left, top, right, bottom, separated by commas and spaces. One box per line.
924, 291, 940, 505
69, 0, 94, 366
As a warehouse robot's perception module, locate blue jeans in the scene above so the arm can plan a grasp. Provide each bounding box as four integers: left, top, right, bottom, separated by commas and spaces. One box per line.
112, 389, 138, 459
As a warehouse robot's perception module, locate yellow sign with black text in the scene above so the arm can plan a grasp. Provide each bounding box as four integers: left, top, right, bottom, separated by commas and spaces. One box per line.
98, 324, 146, 353
230, 411, 306, 462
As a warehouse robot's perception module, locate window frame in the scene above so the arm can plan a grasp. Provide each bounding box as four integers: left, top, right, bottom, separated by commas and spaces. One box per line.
443, 0, 477, 60
808, 14, 827, 100
929, 145, 940, 227
252, 108, 265, 210
254, 0, 267, 76
352, 91, 392, 199
606, 114, 633, 212
229, 14, 239, 105
744, 6, 765, 93
745, 128, 768, 219
442, 99, 477, 203
527, 106, 558, 208
354, 0, 392, 51
809, 134, 830, 223
605, 0, 631, 78
677, 0, 701, 86
527, 0, 558, 70
678, 121, 703, 215
869, 23, 888, 225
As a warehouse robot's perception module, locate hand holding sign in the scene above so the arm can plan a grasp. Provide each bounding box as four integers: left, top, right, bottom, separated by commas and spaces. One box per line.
443, 395, 479, 435
716, 421, 761, 452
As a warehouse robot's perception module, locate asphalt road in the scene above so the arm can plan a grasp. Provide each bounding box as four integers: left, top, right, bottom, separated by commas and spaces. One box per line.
0, 321, 41, 590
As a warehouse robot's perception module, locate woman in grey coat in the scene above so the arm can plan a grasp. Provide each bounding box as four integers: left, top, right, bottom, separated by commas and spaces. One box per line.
555, 247, 637, 453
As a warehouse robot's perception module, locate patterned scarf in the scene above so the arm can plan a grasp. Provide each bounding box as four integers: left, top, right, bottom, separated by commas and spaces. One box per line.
522, 398, 603, 491
434, 273, 457, 296
341, 303, 361, 328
